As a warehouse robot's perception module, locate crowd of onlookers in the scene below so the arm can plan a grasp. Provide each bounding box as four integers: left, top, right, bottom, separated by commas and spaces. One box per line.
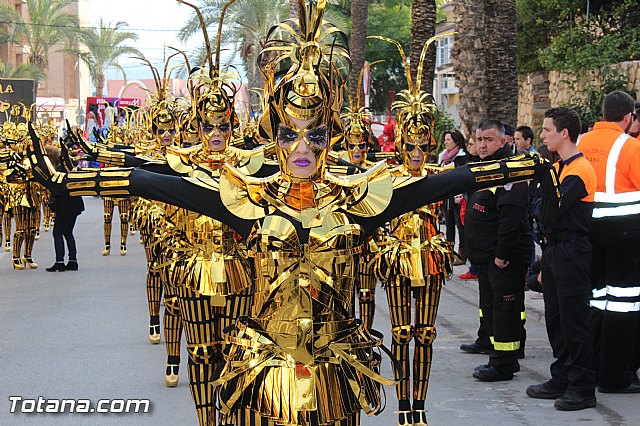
438, 91, 640, 411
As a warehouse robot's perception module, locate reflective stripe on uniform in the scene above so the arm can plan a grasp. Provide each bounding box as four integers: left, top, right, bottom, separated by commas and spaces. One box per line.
594, 191, 640, 203
592, 285, 640, 299
605, 133, 630, 193
592, 133, 640, 219
590, 300, 640, 312
490, 338, 520, 351
593, 203, 640, 218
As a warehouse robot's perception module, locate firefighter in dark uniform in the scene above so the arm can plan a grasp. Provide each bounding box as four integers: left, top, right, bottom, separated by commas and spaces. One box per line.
466, 119, 532, 381
579, 90, 640, 393
526, 107, 598, 410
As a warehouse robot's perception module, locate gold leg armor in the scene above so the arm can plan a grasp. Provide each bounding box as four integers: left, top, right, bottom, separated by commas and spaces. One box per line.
102, 197, 115, 255
356, 256, 378, 330
118, 197, 131, 254
3, 211, 10, 251
12, 206, 27, 269
413, 278, 442, 403
178, 284, 218, 426
163, 249, 183, 387
163, 288, 183, 387
386, 276, 413, 403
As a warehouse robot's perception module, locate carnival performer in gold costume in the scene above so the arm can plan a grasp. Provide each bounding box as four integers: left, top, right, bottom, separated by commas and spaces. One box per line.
339, 76, 386, 331
2, 121, 39, 270
370, 33, 458, 426
28, 2, 553, 424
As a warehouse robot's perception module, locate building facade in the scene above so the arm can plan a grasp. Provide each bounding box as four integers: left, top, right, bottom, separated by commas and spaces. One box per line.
433, 0, 461, 128
0, 0, 91, 127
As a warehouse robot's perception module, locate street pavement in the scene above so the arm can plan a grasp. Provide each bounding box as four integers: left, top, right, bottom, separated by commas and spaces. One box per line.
0, 196, 637, 425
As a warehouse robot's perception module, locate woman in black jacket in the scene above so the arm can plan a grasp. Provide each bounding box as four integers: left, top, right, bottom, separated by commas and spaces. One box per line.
44, 145, 84, 272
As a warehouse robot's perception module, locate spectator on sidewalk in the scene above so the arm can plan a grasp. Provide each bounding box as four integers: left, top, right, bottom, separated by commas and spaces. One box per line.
440, 130, 468, 265
464, 119, 531, 382
526, 107, 597, 411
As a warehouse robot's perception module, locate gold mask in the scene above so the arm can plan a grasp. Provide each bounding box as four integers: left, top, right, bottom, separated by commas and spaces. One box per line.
276, 123, 329, 181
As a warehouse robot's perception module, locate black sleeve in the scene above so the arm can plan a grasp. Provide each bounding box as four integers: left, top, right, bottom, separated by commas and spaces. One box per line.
356, 157, 549, 236
253, 162, 280, 178
357, 165, 499, 235
138, 162, 183, 176
495, 183, 529, 260
128, 169, 254, 239
540, 174, 587, 226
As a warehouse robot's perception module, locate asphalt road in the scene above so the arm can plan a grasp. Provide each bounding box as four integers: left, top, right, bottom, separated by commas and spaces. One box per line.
0, 196, 637, 425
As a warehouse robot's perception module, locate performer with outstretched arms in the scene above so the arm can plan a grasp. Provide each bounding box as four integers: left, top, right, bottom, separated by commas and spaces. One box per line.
29, 1, 552, 424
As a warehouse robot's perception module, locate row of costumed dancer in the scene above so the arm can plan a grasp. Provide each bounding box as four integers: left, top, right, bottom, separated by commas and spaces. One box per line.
3, 1, 558, 425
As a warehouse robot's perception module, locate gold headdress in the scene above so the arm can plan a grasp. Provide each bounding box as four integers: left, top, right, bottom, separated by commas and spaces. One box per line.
258, 0, 351, 180
177, 0, 239, 144
340, 61, 382, 164
370, 33, 453, 169
136, 53, 180, 147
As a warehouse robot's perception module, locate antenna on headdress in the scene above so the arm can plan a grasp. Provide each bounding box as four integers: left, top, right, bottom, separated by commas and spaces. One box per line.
177, 0, 236, 76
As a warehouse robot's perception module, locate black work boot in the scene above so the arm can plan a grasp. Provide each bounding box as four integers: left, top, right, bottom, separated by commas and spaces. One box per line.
554, 390, 596, 411
526, 381, 567, 399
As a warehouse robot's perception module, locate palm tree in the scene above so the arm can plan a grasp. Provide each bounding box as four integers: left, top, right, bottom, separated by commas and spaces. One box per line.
71, 19, 142, 97
0, 0, 79, 94
0, 62, 47, 84
451, 0, 486, 136
349, 0, 368, 105
410, 0, 437, 91
484, 0, 517, 126
179, 0, 289, 94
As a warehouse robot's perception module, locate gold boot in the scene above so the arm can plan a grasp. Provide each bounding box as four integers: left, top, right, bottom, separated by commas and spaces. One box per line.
4, 241, 10, 252
34, 230, 40, 240
120, 243, 127, 256
102, 244, 110, 256
165, 364, 179, 387
12, 257, 24, 270
413, 410, 428, 426
397, 410, 413, 426
149, 324, 161, 344
23, 257, 38, 269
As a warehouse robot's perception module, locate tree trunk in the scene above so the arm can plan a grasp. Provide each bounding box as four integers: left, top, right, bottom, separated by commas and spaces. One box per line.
349, 0, 369, 106
95, 72, 105, 98
451, 0, 486, 137
410, 0, 437, 92
289, 0, 298, 19
484, 0, 517, 126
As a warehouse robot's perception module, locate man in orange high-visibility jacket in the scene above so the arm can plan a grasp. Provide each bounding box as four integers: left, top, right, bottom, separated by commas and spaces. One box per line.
579, 90, 640, 394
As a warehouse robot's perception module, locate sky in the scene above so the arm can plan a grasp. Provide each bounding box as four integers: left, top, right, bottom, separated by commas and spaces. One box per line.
86, 0, 243, 83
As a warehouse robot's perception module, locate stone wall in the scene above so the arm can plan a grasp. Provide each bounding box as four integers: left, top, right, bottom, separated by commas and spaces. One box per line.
518, 61, 640, 137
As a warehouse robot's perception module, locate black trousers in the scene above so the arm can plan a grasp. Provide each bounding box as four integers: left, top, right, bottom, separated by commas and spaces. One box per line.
53, 215, 78, 262
590, 226, 640, 389
541, 236, 596, 393
477, 259, 527, 368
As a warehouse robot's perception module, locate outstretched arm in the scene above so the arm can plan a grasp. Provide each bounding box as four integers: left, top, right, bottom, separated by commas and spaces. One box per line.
28, 123, 254, 238
358, 153, 554, 234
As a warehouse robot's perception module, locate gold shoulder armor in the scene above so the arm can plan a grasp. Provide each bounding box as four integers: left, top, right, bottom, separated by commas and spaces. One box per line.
228, 146, 265, 176
219, 164, 274, 220
328, 161, 393, 217
166, 146, 198, 175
